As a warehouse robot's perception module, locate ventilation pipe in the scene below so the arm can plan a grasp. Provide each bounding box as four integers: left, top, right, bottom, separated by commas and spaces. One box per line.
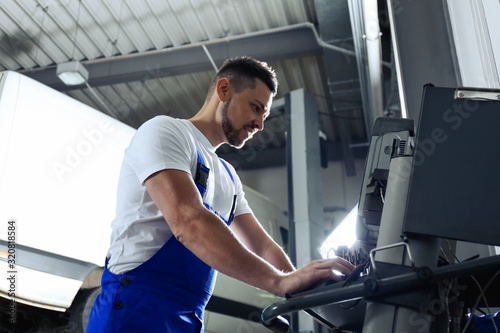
348, 0, 385, 137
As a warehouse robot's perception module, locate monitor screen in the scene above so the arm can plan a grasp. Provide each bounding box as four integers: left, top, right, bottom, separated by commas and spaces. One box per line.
403, 85, 500, 246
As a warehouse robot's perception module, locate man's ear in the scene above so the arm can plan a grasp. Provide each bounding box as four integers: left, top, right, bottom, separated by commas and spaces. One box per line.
216, 78, 231, 102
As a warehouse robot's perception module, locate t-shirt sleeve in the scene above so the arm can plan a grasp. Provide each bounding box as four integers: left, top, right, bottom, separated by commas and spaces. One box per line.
234, 184, 253, 217
124, 116, 194, 185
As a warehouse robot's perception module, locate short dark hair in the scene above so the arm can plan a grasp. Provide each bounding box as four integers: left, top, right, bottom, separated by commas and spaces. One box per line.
207, 56, 278, 100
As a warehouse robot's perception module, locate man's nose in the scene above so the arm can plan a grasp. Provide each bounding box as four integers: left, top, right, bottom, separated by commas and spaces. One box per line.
254, 115, 265, 131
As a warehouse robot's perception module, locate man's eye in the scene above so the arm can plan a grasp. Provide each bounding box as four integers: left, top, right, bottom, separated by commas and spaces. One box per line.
252, 104, 259, 111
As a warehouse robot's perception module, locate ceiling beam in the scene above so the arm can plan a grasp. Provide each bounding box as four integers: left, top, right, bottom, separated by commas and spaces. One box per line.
19, 24, 323, 91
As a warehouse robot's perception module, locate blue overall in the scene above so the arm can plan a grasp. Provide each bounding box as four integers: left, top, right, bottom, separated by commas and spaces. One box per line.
87, 152, 235, 332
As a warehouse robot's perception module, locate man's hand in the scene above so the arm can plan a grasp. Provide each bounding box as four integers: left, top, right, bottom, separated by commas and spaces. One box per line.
274, 257, 355, 297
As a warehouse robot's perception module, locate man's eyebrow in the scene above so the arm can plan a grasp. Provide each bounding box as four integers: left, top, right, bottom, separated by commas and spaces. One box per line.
254, 99, 267, 111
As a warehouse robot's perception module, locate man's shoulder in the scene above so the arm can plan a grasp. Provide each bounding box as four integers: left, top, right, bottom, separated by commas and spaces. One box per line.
137, 116, 192, 135
140, 115, 185, 127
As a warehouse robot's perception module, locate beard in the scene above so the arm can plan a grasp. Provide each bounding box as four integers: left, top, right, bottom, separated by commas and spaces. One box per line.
221, 97, 246, 148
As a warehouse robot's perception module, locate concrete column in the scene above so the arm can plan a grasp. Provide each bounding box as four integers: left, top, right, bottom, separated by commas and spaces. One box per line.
286, 89, 324, 333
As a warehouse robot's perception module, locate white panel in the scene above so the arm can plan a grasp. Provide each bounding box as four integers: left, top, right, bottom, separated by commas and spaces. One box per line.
290, 90, 309, 224
0, 71, 135, 265
447, 0, 500, 88
482, 0, 500, 82
0, 262, 82, 311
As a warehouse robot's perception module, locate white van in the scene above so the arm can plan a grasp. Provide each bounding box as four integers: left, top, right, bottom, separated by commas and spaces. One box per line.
0, 71, 288, 332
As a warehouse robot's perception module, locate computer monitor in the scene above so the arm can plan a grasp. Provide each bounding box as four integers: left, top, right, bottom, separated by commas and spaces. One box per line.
403, 85, 500, 246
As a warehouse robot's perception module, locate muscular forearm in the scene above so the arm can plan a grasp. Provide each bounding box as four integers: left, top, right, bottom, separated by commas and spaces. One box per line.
229, 213, 295, 274
259, 241, 295, 273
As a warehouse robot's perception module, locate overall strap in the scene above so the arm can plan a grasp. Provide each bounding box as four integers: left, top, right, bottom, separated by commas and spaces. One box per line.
219, 159, 237, 224
195, 150, 210, 199
194, 148, 237, 225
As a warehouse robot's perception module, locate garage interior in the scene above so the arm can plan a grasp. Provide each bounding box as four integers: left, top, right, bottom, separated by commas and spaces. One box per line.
1, 0, 500, 332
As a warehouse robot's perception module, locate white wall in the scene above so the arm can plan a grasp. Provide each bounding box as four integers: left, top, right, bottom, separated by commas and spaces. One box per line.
447, 0, 500, 88
238, 165, 288, 213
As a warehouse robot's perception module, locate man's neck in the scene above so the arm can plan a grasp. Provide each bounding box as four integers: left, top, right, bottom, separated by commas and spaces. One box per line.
189, 99, 225, 149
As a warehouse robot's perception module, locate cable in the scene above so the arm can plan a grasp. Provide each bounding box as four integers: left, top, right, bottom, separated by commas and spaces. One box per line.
470, 275, 498, 333
342, 258, 370, 286
338, 259, 370, 310
201, 44, 218, 72
71, 0, 82, 60
440, 247, 452, 265
445, 278, 454, 333
85, 82, 116, 117
33, 3, 48, 64
442, 241, 499, 333
460, 270, 500, 333
446, 239, 462, 263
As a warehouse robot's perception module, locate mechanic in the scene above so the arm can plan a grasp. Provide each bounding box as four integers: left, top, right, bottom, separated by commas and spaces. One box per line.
87, 56, 354, 332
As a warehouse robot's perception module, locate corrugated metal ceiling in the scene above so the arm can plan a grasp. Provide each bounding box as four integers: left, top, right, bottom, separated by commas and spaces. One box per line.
0, 0, 368, 169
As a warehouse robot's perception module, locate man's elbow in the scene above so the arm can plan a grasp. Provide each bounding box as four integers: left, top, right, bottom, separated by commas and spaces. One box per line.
168, 206, 205, 246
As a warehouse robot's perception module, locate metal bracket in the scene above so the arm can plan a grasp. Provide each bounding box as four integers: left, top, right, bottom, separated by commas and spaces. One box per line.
454, 87, 500, 102
369, 242, 416, 278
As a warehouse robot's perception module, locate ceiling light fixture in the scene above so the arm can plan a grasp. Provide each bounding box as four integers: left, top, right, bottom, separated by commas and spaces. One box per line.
56, 61, 89, 86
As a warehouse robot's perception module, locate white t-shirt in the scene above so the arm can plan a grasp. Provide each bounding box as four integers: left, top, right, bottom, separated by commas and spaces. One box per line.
107, 116, 252, 274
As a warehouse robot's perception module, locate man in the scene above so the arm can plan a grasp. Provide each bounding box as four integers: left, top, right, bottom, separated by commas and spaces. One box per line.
87, 56, 353, 332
